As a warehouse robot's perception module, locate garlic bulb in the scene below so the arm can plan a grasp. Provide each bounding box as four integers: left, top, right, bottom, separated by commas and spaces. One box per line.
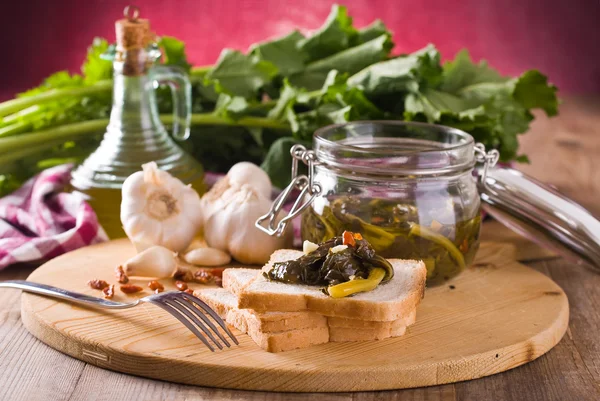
203, 185, 292, 264
227, 162, 271, 197
124, 246, 177, 278
121, 162, 203, 253
201, 162, 271, 224
184, 247, 231, 266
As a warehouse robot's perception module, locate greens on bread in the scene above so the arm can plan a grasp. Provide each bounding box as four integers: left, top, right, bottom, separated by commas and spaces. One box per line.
263, 231, 394, 298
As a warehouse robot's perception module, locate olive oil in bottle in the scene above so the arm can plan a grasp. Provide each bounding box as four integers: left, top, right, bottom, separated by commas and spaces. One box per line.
70, 7, 205, 238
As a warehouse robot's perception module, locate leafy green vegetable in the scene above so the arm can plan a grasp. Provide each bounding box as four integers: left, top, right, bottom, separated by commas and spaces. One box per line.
205, 50, 277, 98
0, 4, 558, 197
297, 5, 357, 62
249, 31, 307, 76
159, 36, 192, 72
402, 49, 558, 161
289, 33, 393, 90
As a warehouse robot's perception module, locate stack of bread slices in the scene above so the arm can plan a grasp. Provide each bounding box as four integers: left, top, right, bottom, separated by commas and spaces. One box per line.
195, 249, 427, 352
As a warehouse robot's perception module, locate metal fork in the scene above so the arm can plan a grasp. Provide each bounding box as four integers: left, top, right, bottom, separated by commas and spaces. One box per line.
0, 280, 238, 352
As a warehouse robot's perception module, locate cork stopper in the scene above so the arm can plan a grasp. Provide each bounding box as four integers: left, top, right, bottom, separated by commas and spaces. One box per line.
115, 6, 151, 51
115, 6, 153, 76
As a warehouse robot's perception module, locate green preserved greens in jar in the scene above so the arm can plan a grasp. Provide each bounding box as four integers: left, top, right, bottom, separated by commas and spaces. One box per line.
301, 197, 481, 284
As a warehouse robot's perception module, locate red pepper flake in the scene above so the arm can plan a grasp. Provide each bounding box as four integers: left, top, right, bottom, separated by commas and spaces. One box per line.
120, 284, 144, 294
342, 231, 356, 247
353, 233, 363, 240
184, 288, 194, 295
115, 265, 129, 284
147, 280, 164, 293
193, 269, 213, 284
460, 239, 469, 253
102, 284, 115, 299
88, 279, 109, 290
173, 267, 194, 282
175, 281, 188, 291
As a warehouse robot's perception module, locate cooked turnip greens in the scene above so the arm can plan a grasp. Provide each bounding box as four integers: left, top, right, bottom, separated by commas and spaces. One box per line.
0, 4, 558, 195
301, 197, 481, 284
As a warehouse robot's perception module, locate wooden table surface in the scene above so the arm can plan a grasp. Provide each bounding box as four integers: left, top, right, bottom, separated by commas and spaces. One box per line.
1, 97, 599, 401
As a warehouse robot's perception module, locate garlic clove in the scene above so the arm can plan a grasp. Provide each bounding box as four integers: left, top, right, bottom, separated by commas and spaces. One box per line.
184, 247, 232, 266
303, 240, 319, 254
124, 246, 177, 278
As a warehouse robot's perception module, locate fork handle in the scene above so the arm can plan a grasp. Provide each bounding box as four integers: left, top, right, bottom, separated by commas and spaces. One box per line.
0, 280, 131, 309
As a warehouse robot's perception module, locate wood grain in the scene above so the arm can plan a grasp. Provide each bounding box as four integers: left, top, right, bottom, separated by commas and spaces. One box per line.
1, 97, 599, 400
18, 240, 568, 392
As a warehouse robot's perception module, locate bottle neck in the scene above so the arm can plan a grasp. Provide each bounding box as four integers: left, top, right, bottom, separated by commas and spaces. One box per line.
108, 62, 163, 134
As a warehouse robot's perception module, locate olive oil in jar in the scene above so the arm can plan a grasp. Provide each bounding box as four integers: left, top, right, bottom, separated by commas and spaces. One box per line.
70, 7, 205, 238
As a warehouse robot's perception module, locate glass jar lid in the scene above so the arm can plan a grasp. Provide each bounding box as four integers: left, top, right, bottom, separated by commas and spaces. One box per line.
478, 167, 600, 273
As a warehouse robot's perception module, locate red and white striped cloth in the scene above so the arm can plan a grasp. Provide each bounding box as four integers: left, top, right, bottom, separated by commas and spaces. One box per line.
0, 165, 108, 269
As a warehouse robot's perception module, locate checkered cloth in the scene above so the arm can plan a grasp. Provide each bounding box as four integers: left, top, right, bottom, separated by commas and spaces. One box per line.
0, 165, 108, 269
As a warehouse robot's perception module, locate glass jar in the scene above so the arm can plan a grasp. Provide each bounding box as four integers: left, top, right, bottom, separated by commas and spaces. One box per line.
257, 121, 499, 285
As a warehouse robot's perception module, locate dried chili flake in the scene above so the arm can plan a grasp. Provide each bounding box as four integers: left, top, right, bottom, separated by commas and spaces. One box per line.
120, 284, 144, 294
88, 279, 109, 290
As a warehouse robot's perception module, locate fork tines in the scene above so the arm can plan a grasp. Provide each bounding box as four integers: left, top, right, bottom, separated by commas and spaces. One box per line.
151, 291, 238, 352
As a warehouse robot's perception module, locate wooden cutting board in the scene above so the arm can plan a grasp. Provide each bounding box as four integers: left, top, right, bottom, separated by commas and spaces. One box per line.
20, 240, 568, 392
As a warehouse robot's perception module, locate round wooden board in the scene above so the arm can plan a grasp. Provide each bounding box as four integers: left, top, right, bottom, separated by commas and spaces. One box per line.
21, 239, 569, 392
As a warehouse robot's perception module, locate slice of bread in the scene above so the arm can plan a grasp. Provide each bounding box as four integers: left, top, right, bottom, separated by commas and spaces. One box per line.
228, 250, 426, 321
328, 309, 417, 329
223, 269, 419, 329
247, 325, 330, 353
329, 322, 407, 342
198, 288, 327, 333
196, 288, 329, 352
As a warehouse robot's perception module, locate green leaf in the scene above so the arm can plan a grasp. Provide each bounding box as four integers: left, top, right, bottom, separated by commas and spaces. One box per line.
261, 136, 311, 189
267, 80, 303, 120
348, 44, 442, 97
440, 49, 506, 94
159, 36, 192, 72
512, 69, 558, 116
206, 49, 278, 98
250, 31, 307, 76
356, 20, 389, 44
81, 38, 112, 83
319, 71, 383, 118
289, 34, 393, 90
297, 5, 358, 62
213, 93, 251, 120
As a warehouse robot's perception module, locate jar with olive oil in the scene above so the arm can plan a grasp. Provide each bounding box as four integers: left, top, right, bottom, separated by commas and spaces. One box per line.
70, 7, 205, 238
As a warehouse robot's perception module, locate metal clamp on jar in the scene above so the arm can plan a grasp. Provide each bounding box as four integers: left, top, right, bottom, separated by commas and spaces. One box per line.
257, 121, 600, 284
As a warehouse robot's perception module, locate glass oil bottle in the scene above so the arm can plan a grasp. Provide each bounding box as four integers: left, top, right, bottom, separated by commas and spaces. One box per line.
70, 7, 205, 238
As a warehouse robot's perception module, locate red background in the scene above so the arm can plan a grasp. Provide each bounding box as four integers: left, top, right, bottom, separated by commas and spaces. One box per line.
1, 0, 599, 99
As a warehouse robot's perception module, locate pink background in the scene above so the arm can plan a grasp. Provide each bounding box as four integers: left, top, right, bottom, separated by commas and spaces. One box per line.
1, 0, 599, 99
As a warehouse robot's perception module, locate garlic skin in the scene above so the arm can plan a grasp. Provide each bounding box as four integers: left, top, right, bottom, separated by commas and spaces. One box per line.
204, 185, 292, 265
124, 246, 177, 278
121, 162, 203, 253
184, 247, 231, 266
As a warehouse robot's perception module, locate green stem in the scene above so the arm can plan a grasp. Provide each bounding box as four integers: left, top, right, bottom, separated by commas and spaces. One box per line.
0, 120, 108, 155
0, 114, 290, 157
0, 121, 32, 138
0, 80, 113, 118
0, 66, 213, 118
